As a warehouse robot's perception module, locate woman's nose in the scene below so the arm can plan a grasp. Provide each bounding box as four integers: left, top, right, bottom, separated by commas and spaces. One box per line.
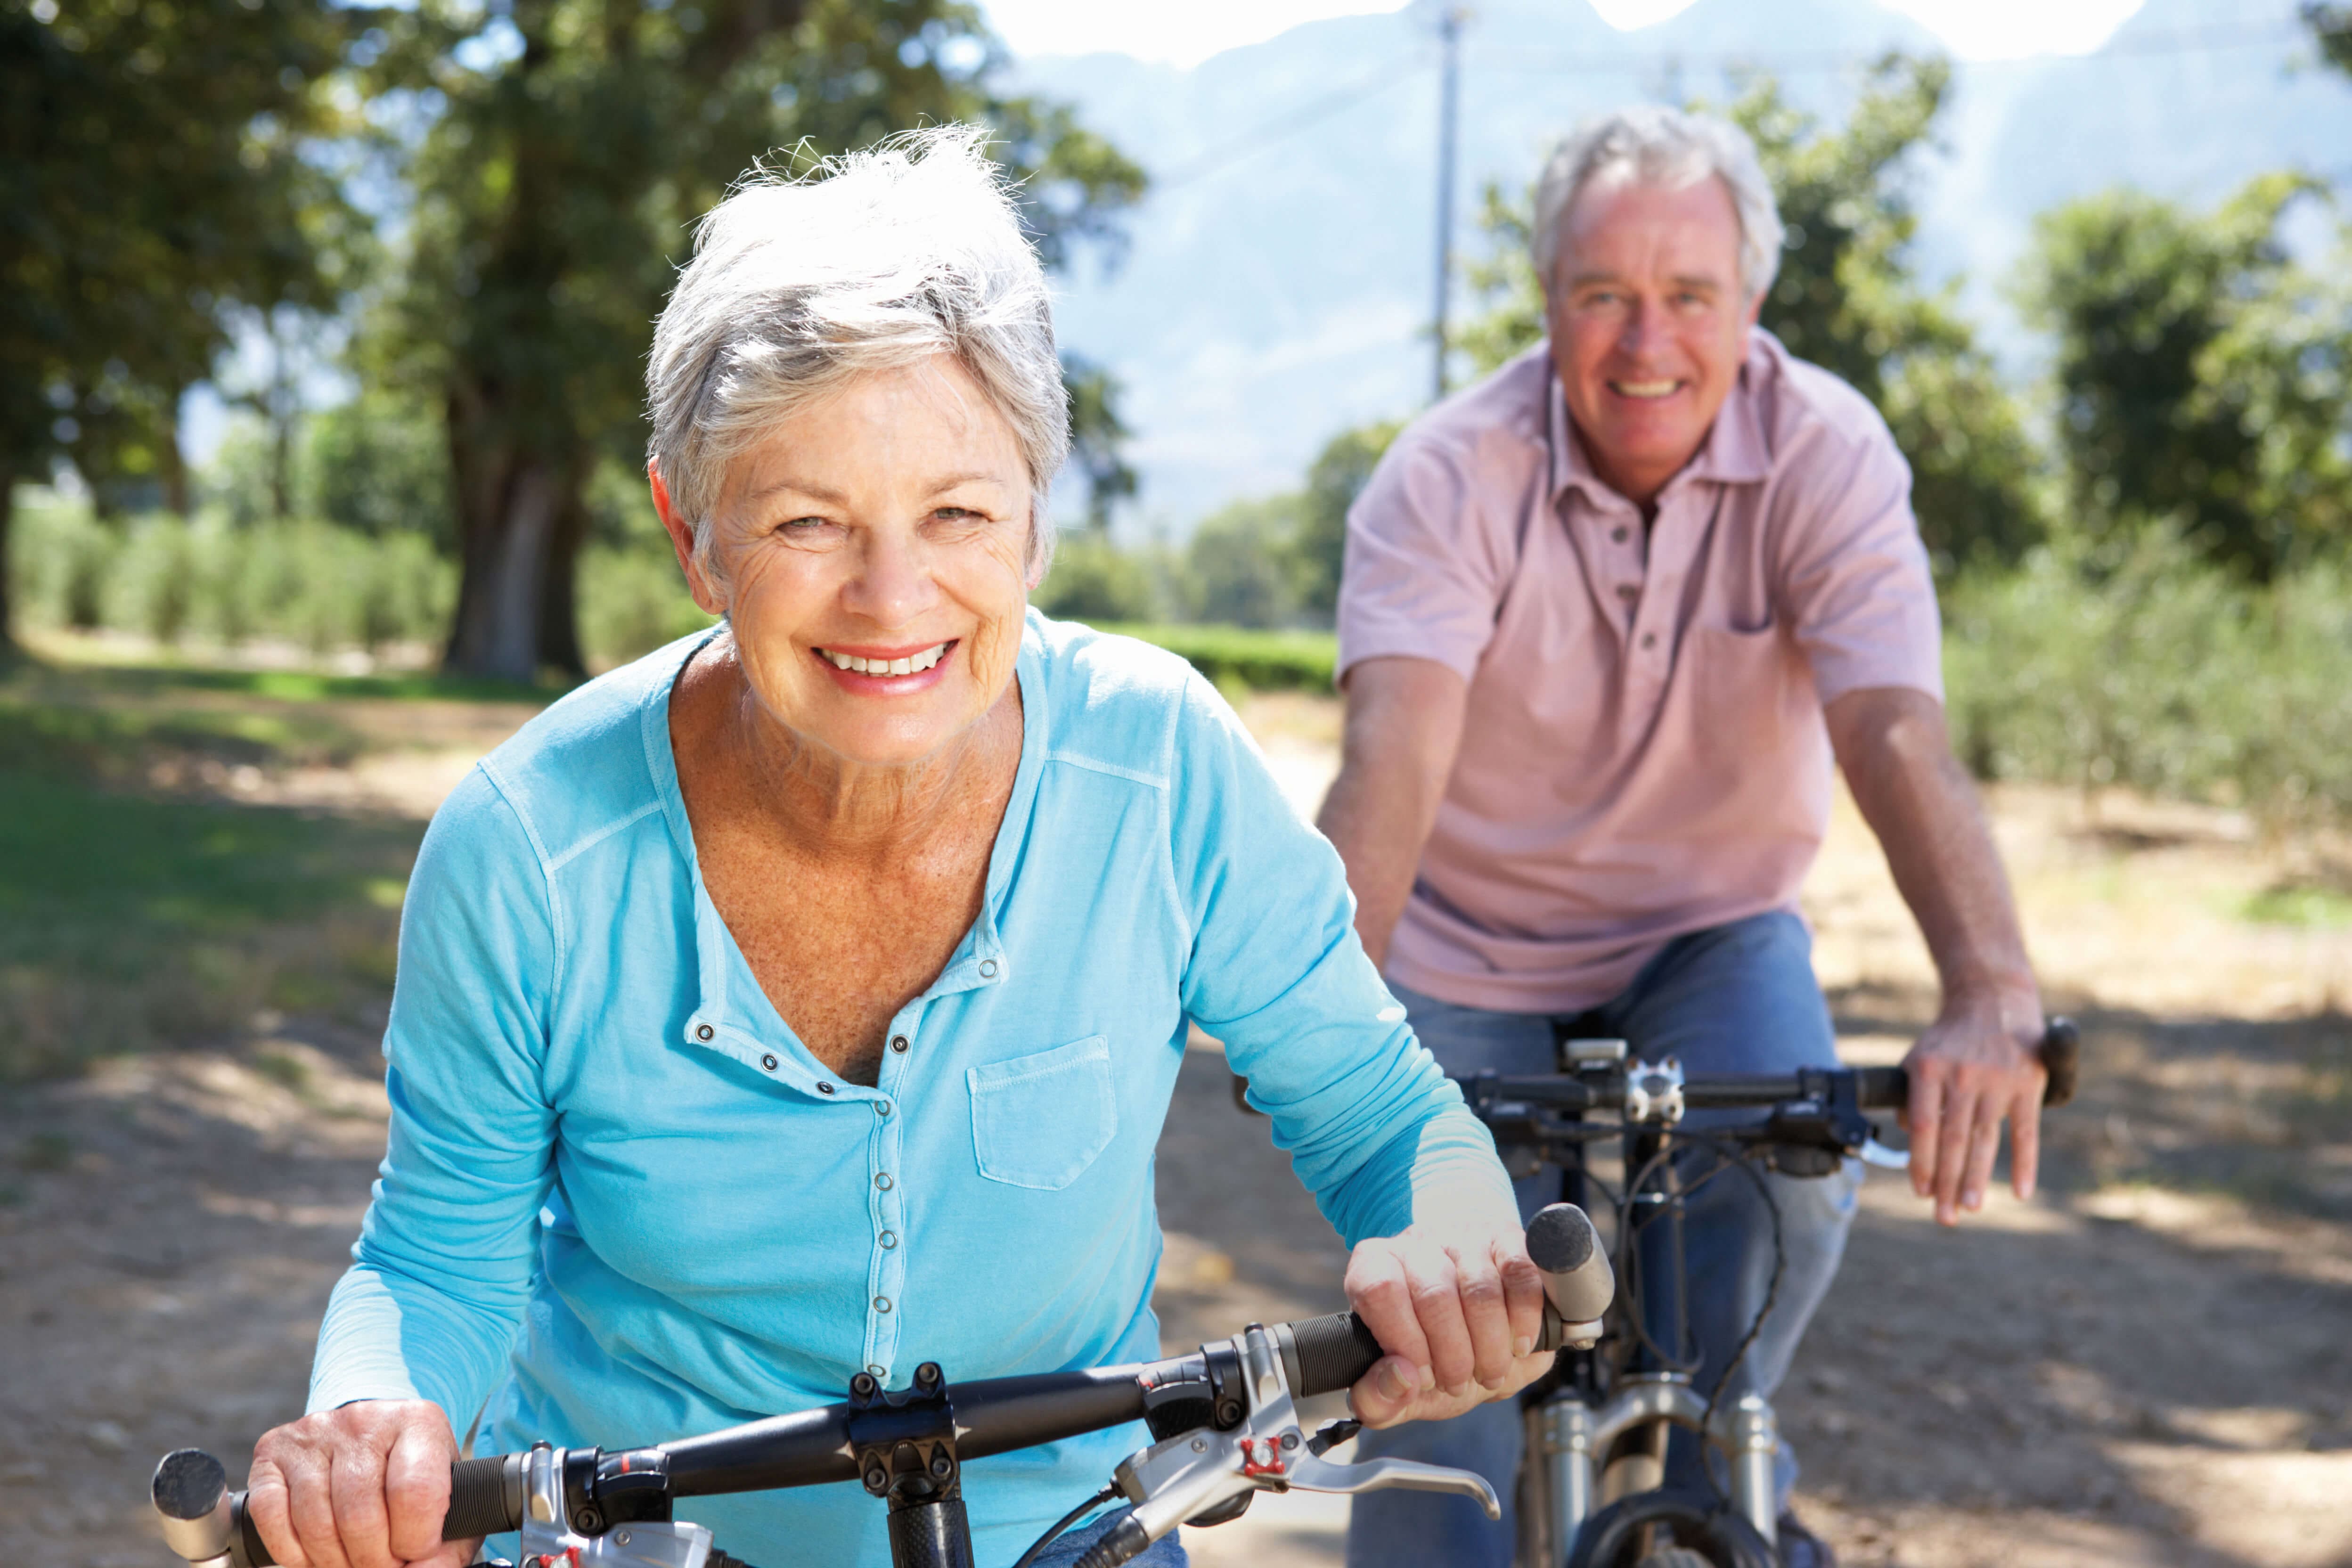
842, 527, 939, 626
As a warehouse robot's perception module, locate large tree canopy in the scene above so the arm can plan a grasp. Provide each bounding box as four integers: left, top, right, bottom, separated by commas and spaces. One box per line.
0, 0, 359, 648
355, 0, 1144, 678
2019, 174, 2351, 579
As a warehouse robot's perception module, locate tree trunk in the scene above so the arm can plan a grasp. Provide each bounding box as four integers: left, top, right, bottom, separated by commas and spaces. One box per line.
0, 468, 16, 656
441, 384, 591, 682
159, 407, 191, 517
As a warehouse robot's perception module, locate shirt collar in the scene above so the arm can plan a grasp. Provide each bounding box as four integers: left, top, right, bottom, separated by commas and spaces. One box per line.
1545, 336, 1772, 509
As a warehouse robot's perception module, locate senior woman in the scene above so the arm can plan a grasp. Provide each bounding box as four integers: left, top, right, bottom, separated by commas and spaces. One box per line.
245, 129, 1546, 1568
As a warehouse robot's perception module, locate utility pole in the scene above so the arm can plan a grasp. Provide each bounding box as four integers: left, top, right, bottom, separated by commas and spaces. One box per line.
1430, 5, 1466, 402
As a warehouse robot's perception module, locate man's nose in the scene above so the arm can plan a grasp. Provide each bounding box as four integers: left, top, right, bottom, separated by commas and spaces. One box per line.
1616, 298, 1672, 359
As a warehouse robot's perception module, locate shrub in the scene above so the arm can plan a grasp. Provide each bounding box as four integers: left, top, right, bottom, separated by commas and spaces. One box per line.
578, 543, 716, 669
1945, 542, 2352, 832
1081, 621, 1337, 693
7, 498, 456, 657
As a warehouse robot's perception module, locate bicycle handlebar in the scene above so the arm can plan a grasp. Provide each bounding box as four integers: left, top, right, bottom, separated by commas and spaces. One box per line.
1460, 1017, 2081, 1117
160, 1204, 1615, 1568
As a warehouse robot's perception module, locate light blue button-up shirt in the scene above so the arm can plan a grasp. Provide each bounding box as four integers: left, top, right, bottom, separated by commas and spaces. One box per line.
310, 612, 1511, 1567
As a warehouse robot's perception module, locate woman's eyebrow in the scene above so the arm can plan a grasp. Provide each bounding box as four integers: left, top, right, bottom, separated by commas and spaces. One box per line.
746, 475, 849, 506
924, 471, 1014, 497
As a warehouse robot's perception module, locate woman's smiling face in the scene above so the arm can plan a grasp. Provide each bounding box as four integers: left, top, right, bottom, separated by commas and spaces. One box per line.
663, 354, 1036, 768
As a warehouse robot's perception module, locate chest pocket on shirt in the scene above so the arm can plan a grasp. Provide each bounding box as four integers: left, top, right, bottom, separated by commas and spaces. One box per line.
967, 1036, 1118, 1190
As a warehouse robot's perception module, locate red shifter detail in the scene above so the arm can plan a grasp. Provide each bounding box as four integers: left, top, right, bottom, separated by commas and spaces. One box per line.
1239, 1438, 1288, 1478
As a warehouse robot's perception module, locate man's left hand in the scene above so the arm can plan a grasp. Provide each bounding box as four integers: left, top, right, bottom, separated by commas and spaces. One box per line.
1902, 1002, 2047, 1226
1342, 1217, 1554, 1428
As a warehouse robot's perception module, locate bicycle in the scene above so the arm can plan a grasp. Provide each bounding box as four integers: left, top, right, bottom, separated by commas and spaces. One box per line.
1449, 1017, 2082, 1568
148, 1205, 1618, 1568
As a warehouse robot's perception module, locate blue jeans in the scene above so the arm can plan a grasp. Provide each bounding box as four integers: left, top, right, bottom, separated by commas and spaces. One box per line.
1345, 912, 1862, 1568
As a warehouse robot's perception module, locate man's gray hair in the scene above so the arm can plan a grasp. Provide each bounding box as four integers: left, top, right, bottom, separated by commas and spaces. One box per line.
1531, 106, 1785, 302
646, 125, 1065, 580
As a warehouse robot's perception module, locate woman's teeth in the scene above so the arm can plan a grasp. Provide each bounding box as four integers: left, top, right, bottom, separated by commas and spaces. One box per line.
820, 643, 949, 677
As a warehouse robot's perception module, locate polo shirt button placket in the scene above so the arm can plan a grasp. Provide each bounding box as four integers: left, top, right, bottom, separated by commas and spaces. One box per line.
868, 1076, 907, 1376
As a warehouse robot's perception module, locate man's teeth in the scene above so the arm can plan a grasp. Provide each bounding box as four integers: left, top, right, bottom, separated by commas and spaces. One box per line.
1612, 380, 1681, 399
820, 643, 948, 676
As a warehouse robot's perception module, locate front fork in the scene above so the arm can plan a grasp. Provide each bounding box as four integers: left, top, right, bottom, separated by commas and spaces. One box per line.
1519, 1379, 1780, 1566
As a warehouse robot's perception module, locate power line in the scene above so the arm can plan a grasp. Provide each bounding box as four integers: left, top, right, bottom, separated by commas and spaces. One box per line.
1136, 16, 2328, 199
1147, 49, 1425, 192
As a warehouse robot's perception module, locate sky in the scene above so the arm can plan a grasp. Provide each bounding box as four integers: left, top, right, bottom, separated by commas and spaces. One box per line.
980, 0, 2150, 67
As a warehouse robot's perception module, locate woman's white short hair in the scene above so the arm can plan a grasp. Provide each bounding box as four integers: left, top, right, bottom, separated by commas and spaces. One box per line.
646, 125, 1066, 581
1531, 106, 1785, 303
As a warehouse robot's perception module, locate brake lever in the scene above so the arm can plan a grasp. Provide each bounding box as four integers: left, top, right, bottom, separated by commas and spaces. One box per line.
1102, 1324, 1500, 1563
1857, 1137, 1910, 1170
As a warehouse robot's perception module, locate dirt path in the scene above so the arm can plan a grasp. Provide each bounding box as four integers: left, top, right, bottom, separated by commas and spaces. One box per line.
3, 683, 2348, 1568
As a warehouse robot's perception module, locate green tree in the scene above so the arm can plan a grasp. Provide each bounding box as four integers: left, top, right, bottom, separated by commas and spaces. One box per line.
1186, 496, 1302, 629
2018, 174, 2348, 578
1063, 355, 1138, 531
0, 0, 360, 649
2308, 3, 2352, 74
1456, 181, 1542, 377
361, 0, 1143, 680
309, 388, 458, 543
1290, 419, 1402, 619
1454, 57, 2047, 574
1731, 57, 2045, 572
1034, 530, 1158, 622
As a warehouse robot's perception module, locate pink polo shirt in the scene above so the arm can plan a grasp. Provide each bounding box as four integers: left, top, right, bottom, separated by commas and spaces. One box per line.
1337, 331, 1942, 1014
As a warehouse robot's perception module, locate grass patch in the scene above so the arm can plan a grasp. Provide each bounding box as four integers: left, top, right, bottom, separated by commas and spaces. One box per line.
1085, 622, 1338, 692
28, 644, 558, 706
0, 661, 430, 1082
2238, 882, 2352, 930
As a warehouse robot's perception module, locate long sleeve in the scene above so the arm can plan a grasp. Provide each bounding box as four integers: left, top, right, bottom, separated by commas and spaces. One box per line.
1167, 674, 1515, 1246
308, 766, 561, 1421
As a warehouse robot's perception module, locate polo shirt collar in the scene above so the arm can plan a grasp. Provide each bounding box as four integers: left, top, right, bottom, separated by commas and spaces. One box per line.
1545, 339, 1772, 509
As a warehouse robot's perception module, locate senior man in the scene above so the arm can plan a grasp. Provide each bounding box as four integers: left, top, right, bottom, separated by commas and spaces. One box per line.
1323, 107, 2048, 1567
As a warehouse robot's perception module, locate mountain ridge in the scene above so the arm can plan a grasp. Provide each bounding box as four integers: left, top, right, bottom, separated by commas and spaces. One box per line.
1010, 0, 2352, 531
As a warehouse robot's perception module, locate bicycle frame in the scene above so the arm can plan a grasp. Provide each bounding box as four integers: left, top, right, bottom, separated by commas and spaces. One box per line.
1505, 1052, 1780, 1568
1471, 1016, 2077, 1568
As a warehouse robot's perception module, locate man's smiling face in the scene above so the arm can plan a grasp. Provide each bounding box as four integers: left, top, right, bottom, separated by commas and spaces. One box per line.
1545, 171, 1760, 508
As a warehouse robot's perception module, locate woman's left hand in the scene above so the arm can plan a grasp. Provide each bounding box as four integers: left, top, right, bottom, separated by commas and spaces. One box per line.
1342, 1214, 1554, 1428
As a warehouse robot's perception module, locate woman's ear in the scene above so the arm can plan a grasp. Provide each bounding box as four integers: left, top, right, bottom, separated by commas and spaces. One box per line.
650, 460, 729, 617
1023, 507, 1051, 593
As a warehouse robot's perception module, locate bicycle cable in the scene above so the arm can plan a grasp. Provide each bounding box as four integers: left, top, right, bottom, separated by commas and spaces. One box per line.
1613, 1139, 1706, 1375
1009, 1483, 1123, 1568
1671, 1128, 1790, 1513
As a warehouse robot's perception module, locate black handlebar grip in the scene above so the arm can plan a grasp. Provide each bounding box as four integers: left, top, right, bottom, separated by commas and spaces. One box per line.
1525, 1202, 1614, 1324
2039, 1016, 2080, 1108
444, 1454, 517, 1540
1854, 1018, 2079, 1111
1854, 1067, 1909, 1109
1287, 1311, 1387, 1398
220, 1455, 514, 1567
238, 1494, 275, 1566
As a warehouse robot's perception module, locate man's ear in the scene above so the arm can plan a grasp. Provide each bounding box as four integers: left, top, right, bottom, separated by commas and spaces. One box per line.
649, 459, 728, 618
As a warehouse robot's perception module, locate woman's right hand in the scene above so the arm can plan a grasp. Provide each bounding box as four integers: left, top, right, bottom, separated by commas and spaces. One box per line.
245, 1400, 480, 1568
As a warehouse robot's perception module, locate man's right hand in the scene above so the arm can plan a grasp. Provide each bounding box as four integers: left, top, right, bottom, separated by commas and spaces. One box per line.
246, 1400, 478, 1568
